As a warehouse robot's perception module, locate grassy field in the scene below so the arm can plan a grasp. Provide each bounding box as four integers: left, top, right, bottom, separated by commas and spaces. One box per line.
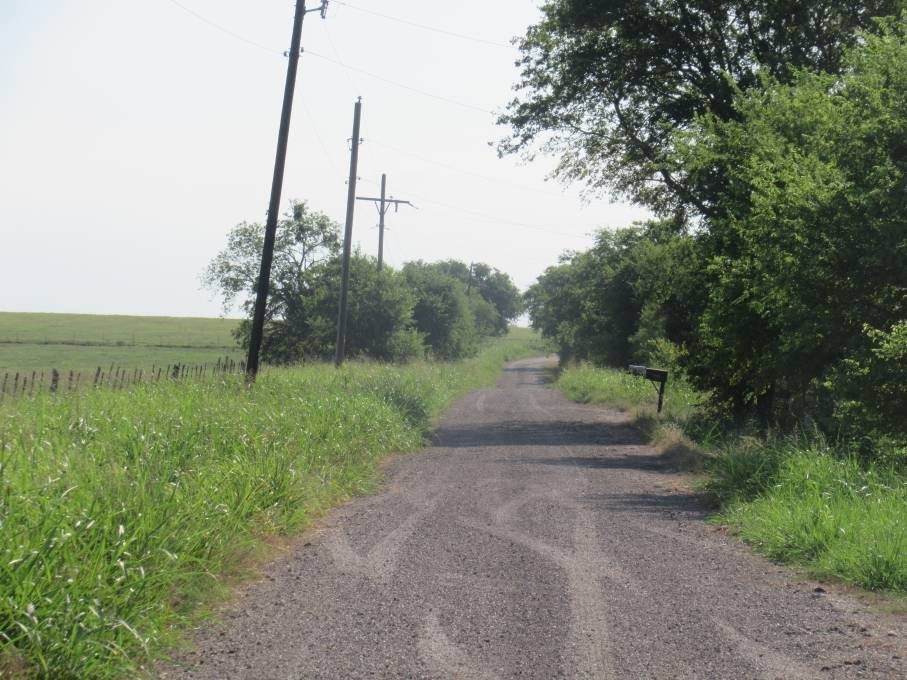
0, 312, 241, 373
555, 364, 907, 594
0, 333, 541, 678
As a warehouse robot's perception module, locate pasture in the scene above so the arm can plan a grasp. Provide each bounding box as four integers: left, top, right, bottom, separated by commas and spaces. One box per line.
0, 312, 242, 373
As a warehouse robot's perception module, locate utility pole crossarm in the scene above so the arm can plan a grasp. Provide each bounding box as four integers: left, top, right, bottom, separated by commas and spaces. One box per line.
355, 197, 413, 207
355, 173, 413, 270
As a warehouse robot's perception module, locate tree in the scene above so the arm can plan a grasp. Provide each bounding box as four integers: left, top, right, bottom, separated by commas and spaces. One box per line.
500, 0, 898, 216
202, 202, 340, 363
306, 254, 423, 362
676, 19, 907, 422
526, 221, 699, 367
433, 260, 525, 334
402, 262, 479, 360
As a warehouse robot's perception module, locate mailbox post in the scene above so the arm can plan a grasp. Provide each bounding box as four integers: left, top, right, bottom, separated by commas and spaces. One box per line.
628, 365, 669, 413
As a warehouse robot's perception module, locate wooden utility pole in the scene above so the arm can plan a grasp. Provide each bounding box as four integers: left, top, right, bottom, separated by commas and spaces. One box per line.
246, 0, 328, 382
378, 174, 387, 269
334, 98, 363, 367
356, 174, 413, 270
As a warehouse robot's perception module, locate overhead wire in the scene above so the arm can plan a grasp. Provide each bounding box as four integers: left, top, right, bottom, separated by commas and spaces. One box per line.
164, 0, 280, 54
304, 51, 494, 115
333, 0, 512, 49
320, 21, 364, 97
366, 138, 572, 200
162, 1, 497, 116
399, 192, 601, 239
160, 1, 601, 240
301, 101, 345, 180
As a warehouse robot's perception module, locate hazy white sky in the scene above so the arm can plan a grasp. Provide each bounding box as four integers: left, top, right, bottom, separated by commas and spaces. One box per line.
0, 0, 649, 317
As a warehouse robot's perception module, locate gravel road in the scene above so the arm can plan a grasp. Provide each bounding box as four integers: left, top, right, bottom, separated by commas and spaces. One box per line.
161, 357, 906, 679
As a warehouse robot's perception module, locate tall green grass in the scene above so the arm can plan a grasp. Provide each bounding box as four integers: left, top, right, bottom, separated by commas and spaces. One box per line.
0, 334, 540, 677
707, 440, 907, 592
556, 364, 701, 421
556, 363, 907, 593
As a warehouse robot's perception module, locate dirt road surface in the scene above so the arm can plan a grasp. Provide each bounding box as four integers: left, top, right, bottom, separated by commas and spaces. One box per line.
161, 357, 905, 679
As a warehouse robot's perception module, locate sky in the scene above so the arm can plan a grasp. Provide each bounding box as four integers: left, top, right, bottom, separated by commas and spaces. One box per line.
0, 0, 649, 318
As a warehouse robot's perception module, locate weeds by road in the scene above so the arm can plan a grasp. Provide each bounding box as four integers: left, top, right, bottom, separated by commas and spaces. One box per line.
0, 333, 540, 678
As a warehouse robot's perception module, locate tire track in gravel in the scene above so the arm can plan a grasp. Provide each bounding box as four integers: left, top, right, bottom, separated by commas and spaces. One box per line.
160, 357, 906, 679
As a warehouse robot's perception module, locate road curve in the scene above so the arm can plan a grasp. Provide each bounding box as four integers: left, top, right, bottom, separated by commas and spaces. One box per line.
161, 357, 905, 679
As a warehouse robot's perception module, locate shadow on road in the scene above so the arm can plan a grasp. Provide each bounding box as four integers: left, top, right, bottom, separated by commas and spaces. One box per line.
498, 364, 558, 386
511, 452, 680, 474
578, 491, 710, 519
435, 421, 642, 448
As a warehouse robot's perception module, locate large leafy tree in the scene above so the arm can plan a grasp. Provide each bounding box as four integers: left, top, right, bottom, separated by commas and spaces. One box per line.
402, 262, 479, 360
500, 0, 898, 215
432, 260, 525, 334
305, 254, 423, 362
678, 19, 907, 421
202, 202, 341, 362
527, 220, 701, 366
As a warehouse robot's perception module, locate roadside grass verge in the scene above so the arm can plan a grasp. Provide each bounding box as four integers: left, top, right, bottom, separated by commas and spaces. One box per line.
0, 333, 540, 678
555, 363, 701, 422
555, 364, 907, 593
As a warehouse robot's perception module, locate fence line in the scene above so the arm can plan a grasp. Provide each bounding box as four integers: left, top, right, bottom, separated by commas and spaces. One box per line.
0, 357, 247, 401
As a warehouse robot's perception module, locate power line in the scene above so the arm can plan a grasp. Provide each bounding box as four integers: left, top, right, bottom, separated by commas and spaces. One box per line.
321, 21, 363, 96
163, 1, 497, 116
305, 50, 494, 115
165, 0, 280, 54
334, 1, 512, 49
403, 192, 600, 239
367, 138, 571, 200
301, 100, 344, 180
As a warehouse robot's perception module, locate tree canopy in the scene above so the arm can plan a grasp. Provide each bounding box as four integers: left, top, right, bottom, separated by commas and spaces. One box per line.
500, 0, 899, 215
204, 218, 523, 364
522, 14, 907, 440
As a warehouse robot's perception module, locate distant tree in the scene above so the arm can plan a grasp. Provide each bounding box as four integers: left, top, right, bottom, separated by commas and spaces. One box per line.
202, 202, 340, 362
500, 0, 898, 216
305, 254, 423, 362
433, 260, 524, 334
402, 262, 479, 360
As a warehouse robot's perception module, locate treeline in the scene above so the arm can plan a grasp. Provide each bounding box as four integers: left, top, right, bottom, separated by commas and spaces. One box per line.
204, 203, 523, 364
509, 4, 906, 446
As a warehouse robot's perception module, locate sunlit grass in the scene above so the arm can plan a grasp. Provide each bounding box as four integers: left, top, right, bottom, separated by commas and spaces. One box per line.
709, 442, 907, 591
0, 333, 540, 677
555, 363, 701, 421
